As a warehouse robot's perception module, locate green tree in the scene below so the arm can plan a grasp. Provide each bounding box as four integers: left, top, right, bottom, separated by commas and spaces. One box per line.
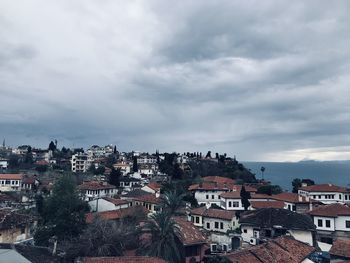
292, 178, 302, 193
260, 166, 266, 180
257, 185, 283, 195
48, 141, 57, 152
141, 211, 183, 263
109, 168, 122, 187
161, 190, 186, 215
34, 175, 89, 246
240, 186, 251, 211
133, 156, 138, 172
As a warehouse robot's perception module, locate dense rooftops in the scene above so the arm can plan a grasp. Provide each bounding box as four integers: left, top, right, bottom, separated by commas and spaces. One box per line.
308, 203, 350, 217
173, 217, 207, 246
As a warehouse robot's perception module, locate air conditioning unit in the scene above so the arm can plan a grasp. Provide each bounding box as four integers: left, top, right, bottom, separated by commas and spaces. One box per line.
250, 238, 259, 245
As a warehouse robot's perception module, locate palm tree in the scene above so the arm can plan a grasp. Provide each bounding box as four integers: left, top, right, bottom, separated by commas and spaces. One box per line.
161, 190, 186, 215
260, 166, 266, 180
142, 211, 183, 263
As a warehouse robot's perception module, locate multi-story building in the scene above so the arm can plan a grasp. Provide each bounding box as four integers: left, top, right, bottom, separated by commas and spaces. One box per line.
298, 184, 350, 204
71, 153, 90, 173
137, 154, 157, 164
219, 186, 265, 210
0, 174, 23, 192
308, 203, 350, 244
78, 181, 117, 201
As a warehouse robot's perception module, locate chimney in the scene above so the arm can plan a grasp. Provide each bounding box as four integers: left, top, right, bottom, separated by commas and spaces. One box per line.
206, 202, 211, 209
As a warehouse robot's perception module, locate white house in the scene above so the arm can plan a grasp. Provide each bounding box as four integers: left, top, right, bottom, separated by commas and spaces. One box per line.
119, 177, 142, 192
0, 158, 8, 171
71, 153, 91, 173
0, 174, 23, 192
308, 203, 350, 244
113, 161, 131, 175
88, 197, 130, 212
298, 184, 350, 204
189, 182, 235, 207
142, 182, 161, 194
137, 154, 157, 164
239, 208, 316, 246
78, 181, 117, 201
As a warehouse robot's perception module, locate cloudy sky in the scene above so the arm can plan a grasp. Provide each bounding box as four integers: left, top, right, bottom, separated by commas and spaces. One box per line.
1, 1, 350, 161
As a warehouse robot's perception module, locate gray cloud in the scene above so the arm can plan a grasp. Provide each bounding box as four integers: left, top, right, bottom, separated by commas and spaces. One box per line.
1, 0, 350, 161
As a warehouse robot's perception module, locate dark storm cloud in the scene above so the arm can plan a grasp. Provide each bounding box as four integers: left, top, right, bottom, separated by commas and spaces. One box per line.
1, 0, 350, 160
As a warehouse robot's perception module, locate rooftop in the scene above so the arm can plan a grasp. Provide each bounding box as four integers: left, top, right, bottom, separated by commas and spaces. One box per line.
78, 181, 116, 191
299, 184, 349, 193
272, 192, 311, 203
0, 174, 23, 180
102, 197, 130, 206
82, 256, 167, 263
134, 194, 161, 204
202, 176, 235, 184
308, 203, 350, 217
250, 200, 285, 209
173, 217, 207, 246
191, 207, 236, 221
329, 239, 350, 258
226, 236, 315, 263
86, 206, 147, 224
240, 208, 315, 231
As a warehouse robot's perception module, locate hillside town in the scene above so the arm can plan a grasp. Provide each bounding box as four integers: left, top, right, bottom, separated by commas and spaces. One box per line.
0, 141, 350, 263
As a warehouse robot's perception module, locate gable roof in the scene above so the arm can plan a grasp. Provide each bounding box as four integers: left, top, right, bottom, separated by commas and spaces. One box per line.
78, 181, 116, 191
189, 182, 234, 191
308, 203, 350, 217
271, 192, 311, 203
239, 208, 315, 231
0, 174, 23, 180
299, 184, 349, 193
191, 207, 236, 221
250, 201, 285, 209
330, 239, 350, 258
226, 236, 315, 263
134, 194, 161, 204
82, 256, 167, 263
202, 176, 235, 184
102, 197, 130, 206
122, 189, 149, 198
220, 186, 261, 199
144, 182, 161, 191
86, 206, 147, 224
173, 217, 207, 246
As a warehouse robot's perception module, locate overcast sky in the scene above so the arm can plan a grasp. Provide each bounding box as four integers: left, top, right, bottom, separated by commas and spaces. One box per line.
1, 1, 350, 161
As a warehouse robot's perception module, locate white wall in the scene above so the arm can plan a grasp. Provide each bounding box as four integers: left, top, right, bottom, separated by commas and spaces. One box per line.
203, 217, 237, 233
314, 216, 335, 231
335, 216, 350, 231
194, 190, 224, 206
288, 230, 314, 246
89, 198, 129, 212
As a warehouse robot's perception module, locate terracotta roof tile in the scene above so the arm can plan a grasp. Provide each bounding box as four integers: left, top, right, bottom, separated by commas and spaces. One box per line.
191, 207, 236, 220
226, 236, 315, 263
134, 194, 161, 204
86, 206, 147, 223
250, 201, 285, 209
146, 182, 161, 191
220, 186, 260, 199
271, 192, 311, 203
329, 239, 350, 258
82, 256, 167, 263
0, 174, 23, 180
202, 176, 236, 184
173, 217, 207, 246
299, 184, 349, 193
78, 181, 116, 191
308, 203, 350, 217
102, 197, 130, 206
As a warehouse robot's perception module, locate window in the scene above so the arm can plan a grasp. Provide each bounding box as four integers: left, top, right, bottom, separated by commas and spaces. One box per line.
346, 221, 350, 228
220, 222, 224, 229
318, 219, 323, 227
212, 195, 215, 199
206, 222, 210, 229
325, 220, 331, 228
228, 201, 232, 207
195, 217, 200, 224
232, 202, 239, 207
243, 229, 247, 233
206, 195, 209, 199
215, 222, 219, 229
21, 227, 25, 234
339, 194, 342, 199
318, 195, 321, 199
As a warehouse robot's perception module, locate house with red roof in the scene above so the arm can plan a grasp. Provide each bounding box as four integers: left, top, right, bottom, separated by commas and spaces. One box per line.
0, 174, 23, 192
78, 181, 117, 201
308, 203, 350, 244
133, 193, 162, 214
271, 192, 316, 213
298, 184, 350, 204
141, 182, 161, 194
225, 236, 316, 263
88, 197, 130, 212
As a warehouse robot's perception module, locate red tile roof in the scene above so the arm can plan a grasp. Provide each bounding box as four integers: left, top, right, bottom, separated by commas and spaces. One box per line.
86, 206, 147, 223
191, 207, 236, 220
299, 184, 349, 193
189, 182, 234, 191
250, 200, 285, 209
102, 197, 130, 206
308, 203, 350, 217
82, 256, 167, 263
330, 239, 350, 258
78, 181, 116, 191
202, 176, 235, 184
220, 186, 259, 199
226, 236, 315, 263
0, 174, 23, 180
272, 192, 311, 203
134, 194, 161, 204
146, 182, 161, 191
173, 217, 207, 246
